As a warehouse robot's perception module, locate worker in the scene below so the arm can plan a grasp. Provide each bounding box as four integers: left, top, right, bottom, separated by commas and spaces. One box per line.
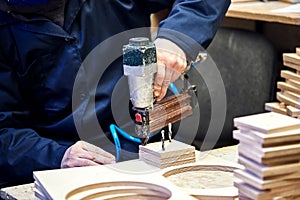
0, 0, 231, 187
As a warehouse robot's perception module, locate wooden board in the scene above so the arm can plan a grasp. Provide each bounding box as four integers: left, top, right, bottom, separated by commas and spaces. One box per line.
139, 151, 195, 168
162, 164, 239, 200
297, 48, 300, 56
277, 92, 300, 109
33, 159, 242, 200
281, 70, 300, 83
139, 140, 195, 168
239, 128, 300, 146
235, 180, 300, 200
286, 105, 300, 117
286, 79, 300, 89
279, 0, 300, 3
281, 90, 300, 103
277, 82, 300, 96
265, 102, 287, 115
150, 93, 192, 133
233, 130, 264, 147
283, 53, 300, 66
234, 112, 300, 134
284, 61, 300, 72
226, 2, 300, 25
234, 169, 300, 190
238, 142, 300, 160
238, 155, 300, 179
277, 91, 300, 112
33, 165, 197, 200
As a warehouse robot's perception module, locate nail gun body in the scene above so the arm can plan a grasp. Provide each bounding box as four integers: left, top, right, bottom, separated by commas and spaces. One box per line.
123, 37, 204, 146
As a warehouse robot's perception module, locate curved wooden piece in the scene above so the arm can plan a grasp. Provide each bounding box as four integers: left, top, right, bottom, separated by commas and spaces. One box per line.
66, 181, 171, 200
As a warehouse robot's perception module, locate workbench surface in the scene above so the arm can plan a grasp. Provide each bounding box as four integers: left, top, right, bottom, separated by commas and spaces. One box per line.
0, 145, 238, 200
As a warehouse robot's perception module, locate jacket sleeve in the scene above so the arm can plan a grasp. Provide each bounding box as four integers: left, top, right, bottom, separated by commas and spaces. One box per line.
0, 31, 68, 185
156, 0, 231, 61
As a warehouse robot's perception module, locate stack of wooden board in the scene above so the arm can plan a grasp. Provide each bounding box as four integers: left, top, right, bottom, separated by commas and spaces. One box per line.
266, 47, 300, 118
149, 93, 192, 133
139, 140, 196, 168
233, 112, 300, 199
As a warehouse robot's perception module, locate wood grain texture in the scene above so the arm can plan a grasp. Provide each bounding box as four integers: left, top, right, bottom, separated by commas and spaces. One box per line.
281, 70, 300, 83
277, 92, 300, 109
234, 112, 300, 134
283, 53, 300, 66
265, 102, 287, 115
238, 142, 300, 164
235, 180, 300, 200
277, 82, 300, 96
238, 156, 300, 179
234, 169, 300, 190
283, 61, 300, 71
226, 1, 300, 25
282, 90, 300, 103
139, 140, 196, 168
33, 165, 197, 200
286, 105, 300, 117
234, 112, 300, 199
162, 164, 238, 200
149, 93, 192, 132
239, 128, 300, 146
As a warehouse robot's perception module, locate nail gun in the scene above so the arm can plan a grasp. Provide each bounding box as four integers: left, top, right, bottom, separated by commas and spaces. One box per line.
123, 37, 206, 145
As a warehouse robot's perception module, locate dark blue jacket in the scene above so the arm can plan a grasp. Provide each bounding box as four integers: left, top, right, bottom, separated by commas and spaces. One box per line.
0, 0, 230, 186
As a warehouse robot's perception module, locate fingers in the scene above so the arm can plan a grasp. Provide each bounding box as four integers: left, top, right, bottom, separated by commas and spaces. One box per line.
154, 38, 187, 101
61, 141, 116, 168
82, 142, 116, 164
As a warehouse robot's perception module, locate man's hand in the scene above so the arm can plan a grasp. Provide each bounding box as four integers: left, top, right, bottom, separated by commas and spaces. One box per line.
61, 141, 116, 168
154, 38, 187, 101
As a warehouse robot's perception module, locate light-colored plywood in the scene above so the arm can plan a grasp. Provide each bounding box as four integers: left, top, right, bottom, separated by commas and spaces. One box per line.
234, 111, 300, 199
238, 144, 300, 166
281, 90, 300, 104
139, 140, 196, 168
233, 130, 263, 147
283, 53, 300, 66
279, 0, 300, 3
234, 112, 300, 134
277, 92, 300, 109
281, 70, 300, 83
286, 79, 300, 89
2, 146, 241, 200
235, 180, 300, 200
33, 165, 197, 200
140, 151, 195, 168
33, 160, 242, 200
277, 82, 300, 96
240, 129, 300, 146
238, 156, 300, 179
139, 140, 195, 158
287, 105, 300, 117
239, 142, 300, 159
283, 61, 300, 71
234, 169, 300, 190
265, 102, 287, 115
226, 2, 300, 25
234, 180, 272, 200
297, 48, 300, 56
